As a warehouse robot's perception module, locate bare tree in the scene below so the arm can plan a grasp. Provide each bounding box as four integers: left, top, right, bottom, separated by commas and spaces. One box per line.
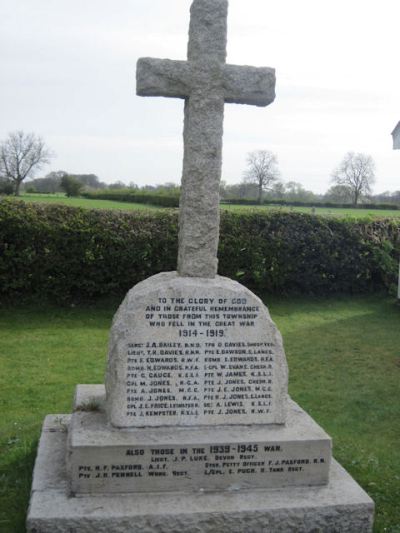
0, 131, 53, 196
331, 152, 375, 206
244, 150, 280, 204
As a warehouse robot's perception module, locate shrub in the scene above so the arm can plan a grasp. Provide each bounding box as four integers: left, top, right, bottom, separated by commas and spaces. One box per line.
61, 175, 84, 197
0, 180, 15, 195
0, 199, 398, 302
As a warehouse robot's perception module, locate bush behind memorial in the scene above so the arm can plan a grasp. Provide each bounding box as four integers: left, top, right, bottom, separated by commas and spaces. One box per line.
0, 199, 399, 301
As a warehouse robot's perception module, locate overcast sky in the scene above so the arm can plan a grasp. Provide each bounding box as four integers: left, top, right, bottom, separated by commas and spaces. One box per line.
1, 0, 400, 193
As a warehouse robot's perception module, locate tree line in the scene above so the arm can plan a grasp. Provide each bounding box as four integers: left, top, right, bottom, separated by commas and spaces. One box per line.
0, 131, 399, 206
235, 149, 383, 206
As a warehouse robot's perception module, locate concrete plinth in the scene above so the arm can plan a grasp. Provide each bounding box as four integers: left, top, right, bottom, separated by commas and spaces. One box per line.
27, 415, 374, 533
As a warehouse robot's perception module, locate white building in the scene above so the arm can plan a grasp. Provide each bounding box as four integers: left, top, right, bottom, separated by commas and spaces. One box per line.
391, 121, 400, 149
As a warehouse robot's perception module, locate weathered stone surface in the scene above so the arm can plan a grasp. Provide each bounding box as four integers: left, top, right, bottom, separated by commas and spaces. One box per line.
136, 0, 275, 278
136, 58, 275, 105
136, 58, 190, 98
30, 415, 70, 493
27, 415, 374, 533
223, 65, 276, 106
187, 0, 228, 63
105, 272, 288, 428
69, 385, 331, 494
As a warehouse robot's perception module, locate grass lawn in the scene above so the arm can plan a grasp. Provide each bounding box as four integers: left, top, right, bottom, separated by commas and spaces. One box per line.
12, 194, 400, 218
17, 193, 163, 211
0, 294, 399, 532
222, 203, 400, 219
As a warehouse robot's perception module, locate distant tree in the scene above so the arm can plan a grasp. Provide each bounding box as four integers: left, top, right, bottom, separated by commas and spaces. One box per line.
0, 131, 53, 196
219, 180, 227, 198
160, 182, 178, 190
284, 181, 319, 203
72, 174, 105, 189
244, 150, 280, 204
324, 184, 353, 203
0, 177, 14, 195
391, 190, 400, 203
223, 182, 258, 200
27, 170, 68, 193
331, 152, 375, 206
154, 182, 180, 195
268, 181, 286, 201
370, 190, 400, 205
108, 180, 127, 189
60, 175, 83, 197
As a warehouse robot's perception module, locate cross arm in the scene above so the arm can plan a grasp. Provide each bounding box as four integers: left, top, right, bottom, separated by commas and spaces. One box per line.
136, 58, 191, 99
223, 65, 276, 107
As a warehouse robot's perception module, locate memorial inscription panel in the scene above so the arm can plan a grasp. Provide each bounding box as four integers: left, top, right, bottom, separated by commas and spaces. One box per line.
71, 439, 329, 494
69, 391, 332, 495
106, 273, 288, 428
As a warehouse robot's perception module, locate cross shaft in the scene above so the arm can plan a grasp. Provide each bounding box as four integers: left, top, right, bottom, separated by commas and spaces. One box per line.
136, 0, 275, 278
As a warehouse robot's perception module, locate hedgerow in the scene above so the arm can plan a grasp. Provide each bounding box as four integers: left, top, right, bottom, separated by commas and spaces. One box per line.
219, 212, 400, 294
0, 199, 398, 301
82, 190, 180, 208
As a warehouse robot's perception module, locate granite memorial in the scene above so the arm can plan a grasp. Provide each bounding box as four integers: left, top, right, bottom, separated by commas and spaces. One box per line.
27, 0, 374, 531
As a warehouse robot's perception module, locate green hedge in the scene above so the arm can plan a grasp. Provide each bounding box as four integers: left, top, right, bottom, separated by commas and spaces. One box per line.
82, 190, 180, 208
0, 199, 399, 301
219, 212, 399, 294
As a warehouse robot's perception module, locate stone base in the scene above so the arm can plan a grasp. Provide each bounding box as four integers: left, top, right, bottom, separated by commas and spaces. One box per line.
68, 385, 331, 494
27, 415, 374, 533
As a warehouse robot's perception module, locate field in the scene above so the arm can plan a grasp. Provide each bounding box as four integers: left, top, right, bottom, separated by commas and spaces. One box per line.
12, 194, 400, 218
16, 193, 162, 211
222, 203, 400, 218
0, 294, 399, 532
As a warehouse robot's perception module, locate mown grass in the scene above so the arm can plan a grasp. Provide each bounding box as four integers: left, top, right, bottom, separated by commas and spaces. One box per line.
0, 295, 399, 532
17, 194, 162, 211
222, 203, 400, 219
13, 194, 400, 218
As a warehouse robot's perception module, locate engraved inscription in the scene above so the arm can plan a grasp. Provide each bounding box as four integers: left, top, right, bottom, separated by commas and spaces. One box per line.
72, 439, 330, 493
106, 274, 288, 427
124, 296, 276, 423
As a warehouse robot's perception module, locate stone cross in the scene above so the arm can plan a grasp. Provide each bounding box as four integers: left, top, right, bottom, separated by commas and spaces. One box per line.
137, 0, 275, 278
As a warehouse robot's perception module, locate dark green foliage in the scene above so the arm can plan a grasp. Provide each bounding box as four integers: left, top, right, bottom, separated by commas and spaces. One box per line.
60, 175, 84, 197
219, 211, 400, 294
0, 179, 14, 195
0, 200, 178, 301
0, 199, 399, 301
82, 189, 180, 208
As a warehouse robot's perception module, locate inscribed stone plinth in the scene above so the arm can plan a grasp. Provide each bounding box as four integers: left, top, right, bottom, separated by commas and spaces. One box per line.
105, 272, 288, 428
68, 386, 331, 495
